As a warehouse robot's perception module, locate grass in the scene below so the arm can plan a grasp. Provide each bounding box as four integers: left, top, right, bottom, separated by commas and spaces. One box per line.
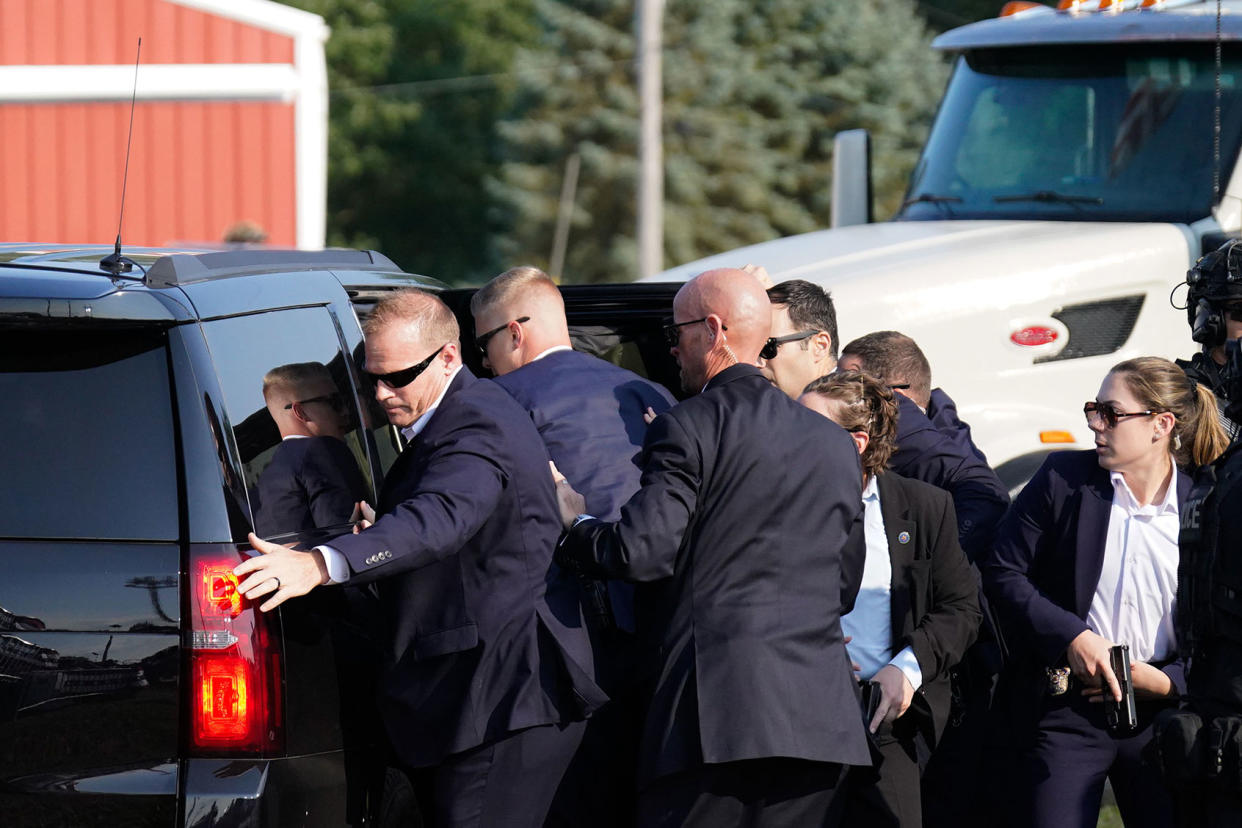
1097, 781, 1122, 828
1097, 804, 1123, 827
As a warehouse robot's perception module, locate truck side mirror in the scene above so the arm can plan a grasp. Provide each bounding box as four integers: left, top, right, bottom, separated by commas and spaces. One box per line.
831, 129, 873, 228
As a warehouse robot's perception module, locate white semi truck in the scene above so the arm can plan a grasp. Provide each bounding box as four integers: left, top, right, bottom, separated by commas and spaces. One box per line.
653, 0, 1242, 488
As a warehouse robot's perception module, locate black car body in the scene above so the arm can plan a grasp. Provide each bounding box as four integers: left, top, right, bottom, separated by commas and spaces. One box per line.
0, 245, 680, 827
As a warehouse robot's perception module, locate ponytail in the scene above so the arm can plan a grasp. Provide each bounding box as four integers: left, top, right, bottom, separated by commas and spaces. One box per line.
1111, 357, 1230, 469
1185, 380, 1230, 468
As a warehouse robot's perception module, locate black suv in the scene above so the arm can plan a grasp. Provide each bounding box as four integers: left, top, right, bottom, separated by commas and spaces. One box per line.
0, 246, 680, 827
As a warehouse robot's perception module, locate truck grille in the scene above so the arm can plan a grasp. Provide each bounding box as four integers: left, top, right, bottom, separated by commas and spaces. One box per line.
1034, 295, 1145, 363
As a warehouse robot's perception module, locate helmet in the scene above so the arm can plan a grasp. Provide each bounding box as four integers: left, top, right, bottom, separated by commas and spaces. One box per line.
1186, 240, 1242, 346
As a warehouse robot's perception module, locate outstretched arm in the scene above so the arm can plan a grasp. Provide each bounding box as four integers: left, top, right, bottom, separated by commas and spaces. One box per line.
235, 534, 330, 612
557, 413, 700, 582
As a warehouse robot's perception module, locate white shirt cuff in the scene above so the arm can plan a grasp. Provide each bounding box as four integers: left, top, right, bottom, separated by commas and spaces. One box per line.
889, 646, 923, 691
571, 513, 595, 528
317, 544, 350, 584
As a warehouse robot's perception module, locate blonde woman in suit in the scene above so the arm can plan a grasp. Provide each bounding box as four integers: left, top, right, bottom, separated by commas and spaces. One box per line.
982, 357, 1228, 828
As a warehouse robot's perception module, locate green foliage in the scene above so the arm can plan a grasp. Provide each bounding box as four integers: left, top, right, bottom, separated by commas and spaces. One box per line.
288, 0, 951, 284
492, 0, 950, 283
285, 0, 536, 283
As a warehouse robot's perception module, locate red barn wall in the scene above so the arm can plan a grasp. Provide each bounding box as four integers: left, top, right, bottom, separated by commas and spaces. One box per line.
0, 0, 302, 247
0, 0, 294, 65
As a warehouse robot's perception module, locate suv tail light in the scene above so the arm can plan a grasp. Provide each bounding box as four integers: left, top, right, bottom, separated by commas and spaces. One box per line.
188, 545, 284, 755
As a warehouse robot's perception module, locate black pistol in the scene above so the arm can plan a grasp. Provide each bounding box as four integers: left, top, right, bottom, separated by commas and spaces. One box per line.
859, 679, 883, 725
1104, 644, 1138, 735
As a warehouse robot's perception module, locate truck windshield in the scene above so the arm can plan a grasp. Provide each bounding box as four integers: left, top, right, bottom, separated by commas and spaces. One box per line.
900, 45, 1242, 224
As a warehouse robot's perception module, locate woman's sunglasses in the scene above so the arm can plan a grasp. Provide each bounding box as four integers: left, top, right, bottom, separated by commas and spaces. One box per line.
1083, 400, 1155, 429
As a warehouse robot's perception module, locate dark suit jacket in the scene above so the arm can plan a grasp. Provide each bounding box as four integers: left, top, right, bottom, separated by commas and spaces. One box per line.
493, 348, 676, 521
253, 436, 368, 537
494, 348, 676, 636
876, 472, 982, 745
560, 363, 872, 785
893, 393, 1010, 563
981, 449, 1190, 732
927, 387, 989, 466
328, 367, 605, 767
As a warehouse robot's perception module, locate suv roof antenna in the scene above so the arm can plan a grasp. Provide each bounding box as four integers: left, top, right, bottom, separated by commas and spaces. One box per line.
1213, 0, 1222, 206
99, 37, 145, 280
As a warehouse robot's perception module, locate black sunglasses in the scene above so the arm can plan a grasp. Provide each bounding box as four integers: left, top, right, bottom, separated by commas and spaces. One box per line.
662, 317, 727, 347
363, 344, 446, 389
475, 316, 529, 354
1083, 400, 1155, 429
284, 392, 346, 411
760, 330, 818, 361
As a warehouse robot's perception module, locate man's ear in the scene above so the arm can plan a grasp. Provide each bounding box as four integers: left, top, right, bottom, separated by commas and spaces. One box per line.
440, 342, 460, 371
851, 429, 870, 458
812, 332, 833, 361
706, 314, 727, 342
290, 402, 311, 424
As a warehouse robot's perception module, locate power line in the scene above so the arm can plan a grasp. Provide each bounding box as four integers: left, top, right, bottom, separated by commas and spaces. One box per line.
328, 56, 634, 99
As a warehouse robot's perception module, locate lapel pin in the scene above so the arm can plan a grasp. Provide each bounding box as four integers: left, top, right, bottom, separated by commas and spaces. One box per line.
897, 531, 910, 545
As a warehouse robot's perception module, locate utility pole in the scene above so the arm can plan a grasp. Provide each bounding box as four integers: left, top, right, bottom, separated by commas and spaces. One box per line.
549, 152, 581, 281
636, 0, 665, 280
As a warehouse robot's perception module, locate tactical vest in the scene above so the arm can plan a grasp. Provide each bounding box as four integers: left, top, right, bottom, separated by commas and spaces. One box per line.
1180, 440, 1242, 708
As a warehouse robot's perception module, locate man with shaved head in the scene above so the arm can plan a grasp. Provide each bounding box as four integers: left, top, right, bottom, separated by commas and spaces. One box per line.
553, 267, 871, 826
472, 266, 675, 827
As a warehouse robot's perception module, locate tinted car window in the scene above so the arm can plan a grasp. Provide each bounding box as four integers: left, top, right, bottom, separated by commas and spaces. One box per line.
341, 289, 411, 480
201, 308, 372, 541
0, 330, 177, 540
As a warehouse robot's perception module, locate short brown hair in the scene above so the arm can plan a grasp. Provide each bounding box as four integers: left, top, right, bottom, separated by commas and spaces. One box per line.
802, 370, 899, 479
262, 361, 333, 403
470, 266, 560, 319
364, 288, 459, 347
840, 331, 932, 408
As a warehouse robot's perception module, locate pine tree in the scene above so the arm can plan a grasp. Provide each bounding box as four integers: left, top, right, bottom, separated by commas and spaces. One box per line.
492, 0, 949, 284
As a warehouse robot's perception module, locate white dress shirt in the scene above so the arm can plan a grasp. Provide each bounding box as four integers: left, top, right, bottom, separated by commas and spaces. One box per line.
531, 345, 572, 362
318, 366, 462, 584
841, 476, 923, 689
1086, 468, 1181, 664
